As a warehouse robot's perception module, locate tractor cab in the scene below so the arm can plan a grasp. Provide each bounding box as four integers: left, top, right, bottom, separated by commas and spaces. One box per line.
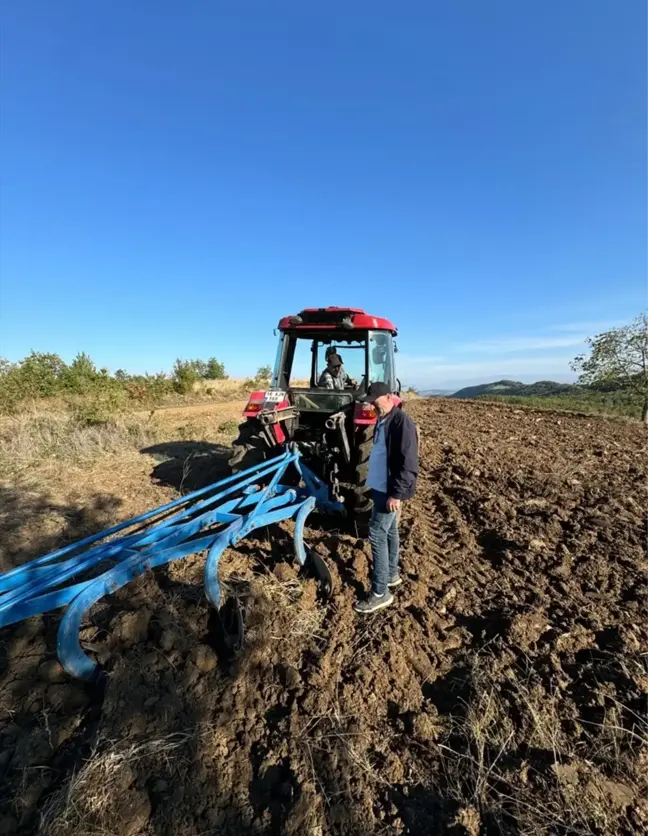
231, 308, 400, 516
273, 310, 398, 412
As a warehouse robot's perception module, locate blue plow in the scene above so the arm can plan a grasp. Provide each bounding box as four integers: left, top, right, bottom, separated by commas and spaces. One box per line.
0, 446, 342, 681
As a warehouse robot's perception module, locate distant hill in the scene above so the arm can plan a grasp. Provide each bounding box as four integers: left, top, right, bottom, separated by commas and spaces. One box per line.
445, 378, 643, 420
419, 388, 454, 396
451, 380, 582, 399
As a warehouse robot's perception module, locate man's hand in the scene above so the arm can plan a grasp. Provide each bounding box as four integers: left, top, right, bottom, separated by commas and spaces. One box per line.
386, 497, 401, 513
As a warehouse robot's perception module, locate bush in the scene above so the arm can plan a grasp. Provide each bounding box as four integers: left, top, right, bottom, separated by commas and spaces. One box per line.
172, 357, 228, 391
69, 388, 128, 425
172, 359, 200, 394
124, 373, 173, 404
60, 352, 99, 394
205, 357, 227, 379
256, 365, 272, 381
0, 351, 229, 414
0, 352, 69, 409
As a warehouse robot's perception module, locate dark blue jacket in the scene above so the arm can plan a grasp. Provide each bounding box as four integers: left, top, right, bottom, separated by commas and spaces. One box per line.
375, 406, 419, 500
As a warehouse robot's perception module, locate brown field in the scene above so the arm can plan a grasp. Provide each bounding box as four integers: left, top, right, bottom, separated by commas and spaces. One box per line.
0, 398, 646, 835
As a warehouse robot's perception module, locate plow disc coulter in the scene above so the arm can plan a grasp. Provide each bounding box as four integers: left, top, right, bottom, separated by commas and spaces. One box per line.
0, 447, 341, 681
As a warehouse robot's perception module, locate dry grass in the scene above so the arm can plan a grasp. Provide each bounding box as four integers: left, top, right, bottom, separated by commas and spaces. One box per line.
0, 410, 159, 476
0, 401, 246, 571
40, 733, 192, 836
432, 652, 648, 835
194, 378, 310, 391
259, 576, 326, 642
1, 378, 270, 419
191, 378, 262, 398
191, 377, 306, 399
0, 395, 248, 477
226, 571, 326, 645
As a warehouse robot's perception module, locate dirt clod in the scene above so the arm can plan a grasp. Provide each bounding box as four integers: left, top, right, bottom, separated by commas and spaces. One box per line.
191, 644, 218, 673
38, 660, 66, 683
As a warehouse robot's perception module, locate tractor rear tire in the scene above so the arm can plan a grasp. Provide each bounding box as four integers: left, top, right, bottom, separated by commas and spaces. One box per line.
229, 422, 285, 475
229, 422, 268, 474
351, 425, 374, 534
228, 442, 266, 474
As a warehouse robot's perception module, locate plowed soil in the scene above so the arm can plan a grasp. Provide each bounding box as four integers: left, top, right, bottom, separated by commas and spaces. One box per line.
1, 399, 646, 835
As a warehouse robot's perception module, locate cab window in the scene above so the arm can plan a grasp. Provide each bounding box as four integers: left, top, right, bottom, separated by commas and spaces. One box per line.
368, 331, 395, 387
315, 341, 365, 386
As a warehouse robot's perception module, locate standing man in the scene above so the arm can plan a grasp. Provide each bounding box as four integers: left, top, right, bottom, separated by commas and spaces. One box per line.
354, 382, 419, 614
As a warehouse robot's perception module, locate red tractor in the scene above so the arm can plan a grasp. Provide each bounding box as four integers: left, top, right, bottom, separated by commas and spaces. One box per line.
229, 307, 401, 521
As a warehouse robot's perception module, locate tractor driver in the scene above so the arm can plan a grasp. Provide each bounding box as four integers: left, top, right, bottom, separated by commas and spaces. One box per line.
318, 353, 356, 390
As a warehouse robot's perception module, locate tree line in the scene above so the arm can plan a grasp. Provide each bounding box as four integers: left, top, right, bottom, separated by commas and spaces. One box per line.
0, 351, 235, 412
0, 315, 645, 419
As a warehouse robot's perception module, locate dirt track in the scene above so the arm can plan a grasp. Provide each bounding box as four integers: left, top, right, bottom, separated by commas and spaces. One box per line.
1, 399, 646, 835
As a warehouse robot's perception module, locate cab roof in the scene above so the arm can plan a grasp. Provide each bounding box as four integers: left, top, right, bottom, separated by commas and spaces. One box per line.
278, 307, 397, 334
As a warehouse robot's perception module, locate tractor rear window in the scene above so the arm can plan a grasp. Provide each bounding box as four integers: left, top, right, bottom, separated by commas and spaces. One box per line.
292, 391, 354, 411
316, 341, 365, 387
279, 334, 367, 388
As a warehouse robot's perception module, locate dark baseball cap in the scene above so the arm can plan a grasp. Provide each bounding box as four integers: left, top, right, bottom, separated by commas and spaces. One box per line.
327, 353, 343, 367
363, 382, 392, 402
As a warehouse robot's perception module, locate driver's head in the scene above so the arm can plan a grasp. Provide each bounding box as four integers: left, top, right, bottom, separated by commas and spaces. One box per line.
327, 353, 343, 376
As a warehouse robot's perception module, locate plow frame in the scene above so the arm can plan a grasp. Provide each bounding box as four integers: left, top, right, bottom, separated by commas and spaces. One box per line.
0, 446, 341, 680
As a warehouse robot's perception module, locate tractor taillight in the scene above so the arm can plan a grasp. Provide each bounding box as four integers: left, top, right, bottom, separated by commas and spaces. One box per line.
243, 391, 267, 417
353, 401, 378, 424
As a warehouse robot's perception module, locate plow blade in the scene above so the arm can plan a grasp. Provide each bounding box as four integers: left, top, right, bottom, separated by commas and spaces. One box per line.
0, 447, 342, 681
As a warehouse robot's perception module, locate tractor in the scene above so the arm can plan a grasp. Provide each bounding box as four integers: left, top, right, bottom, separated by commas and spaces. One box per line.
229, 307, 401, 521
0, 309, 403, 674
0, 310, 403, 676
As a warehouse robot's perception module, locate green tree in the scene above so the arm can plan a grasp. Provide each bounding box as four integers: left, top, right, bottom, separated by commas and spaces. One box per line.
69, 352, 97, 376
18, 351, 68, 397
114, 369, 128, 381
173, 358, 200, 393
571, 314, 648, 422
189, 359, 208, 378
61, 352, 99, 394
256, 365, 272, 381
205, 357, 227, 379
0, 352, 68, 409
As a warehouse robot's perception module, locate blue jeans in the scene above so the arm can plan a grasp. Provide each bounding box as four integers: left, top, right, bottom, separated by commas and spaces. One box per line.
369, 490, 400, 595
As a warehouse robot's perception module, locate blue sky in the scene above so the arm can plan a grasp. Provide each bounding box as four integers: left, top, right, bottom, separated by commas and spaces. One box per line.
1, 1, 645, 389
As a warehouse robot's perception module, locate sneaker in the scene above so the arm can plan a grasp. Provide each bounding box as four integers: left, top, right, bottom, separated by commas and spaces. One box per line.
388, 576, 403, 589
354, 591, 394, 614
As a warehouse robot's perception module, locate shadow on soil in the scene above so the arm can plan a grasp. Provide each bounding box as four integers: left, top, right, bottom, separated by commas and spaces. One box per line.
0, 484, 310, 834
0, 484, 125, 574
0, 484, 127, 833
0, 466, 381, 836
141, 440, 231, 493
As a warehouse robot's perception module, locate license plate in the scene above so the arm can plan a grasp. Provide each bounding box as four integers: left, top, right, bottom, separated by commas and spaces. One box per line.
263, 389, 287, 405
